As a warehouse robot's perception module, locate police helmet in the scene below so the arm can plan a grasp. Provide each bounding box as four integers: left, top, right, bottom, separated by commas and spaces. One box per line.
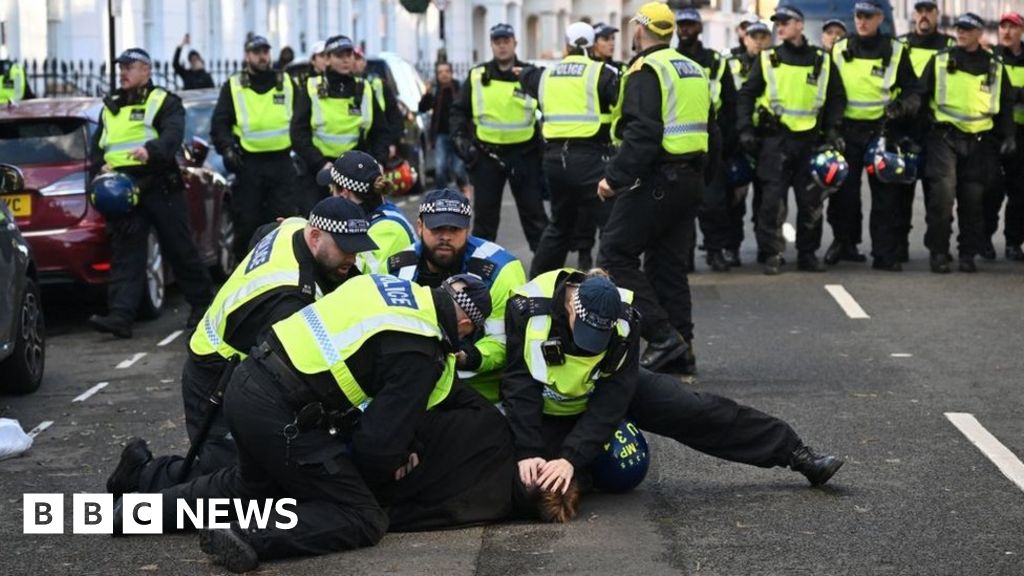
89, 172, 140, 217
809, 148, 849, 194
727, 153, 756, 188
864, 137, 919, 184
590, 419, 651, 493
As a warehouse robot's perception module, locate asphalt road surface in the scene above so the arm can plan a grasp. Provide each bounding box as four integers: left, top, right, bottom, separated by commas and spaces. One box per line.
2, 186, 1022, 576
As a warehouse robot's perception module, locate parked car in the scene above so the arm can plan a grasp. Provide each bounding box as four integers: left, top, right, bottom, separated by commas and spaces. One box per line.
0, 89, 234, 318
0, 164, 45, 394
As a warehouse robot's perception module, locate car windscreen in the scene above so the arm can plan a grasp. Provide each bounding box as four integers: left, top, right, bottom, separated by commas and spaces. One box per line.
184, 101, 215, 141
0, 118, 89, 165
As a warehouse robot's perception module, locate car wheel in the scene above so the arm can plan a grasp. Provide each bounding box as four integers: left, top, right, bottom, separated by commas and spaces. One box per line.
137, 230, 164, 320
211, 205, 236, 282
0, 277, 46, 394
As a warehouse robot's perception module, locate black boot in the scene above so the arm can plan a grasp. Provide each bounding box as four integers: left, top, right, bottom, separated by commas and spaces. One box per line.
1006, 245, 1024, 261
823, 240, 845, 266
872, 258, 902, 272
662, 339, 697, 376
958, 255, 977, 273
763, 254, 783, 275
797, 252, 825, 272
706, 249, 731, 272
929, 252, 951, 274
724, 248, 742, 267
106, 437, 152, 499
898, 243, 910, 263
199, 524, 260, 573
89, 314, 132, 339
790, 445, 844, 486
979, 239, 996, 260
757, 251, 785, 265
640, 329, 688, 372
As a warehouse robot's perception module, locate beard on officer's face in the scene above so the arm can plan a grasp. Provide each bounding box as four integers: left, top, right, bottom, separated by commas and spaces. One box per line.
424, 236, 468, 271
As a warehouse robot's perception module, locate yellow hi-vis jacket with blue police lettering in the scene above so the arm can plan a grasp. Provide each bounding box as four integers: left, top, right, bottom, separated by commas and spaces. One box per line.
228, 72, 294, 153
0, 63, 27, 104
755, 47, 830, 133
930, 51, 1003, 134
511, 269, 632, 416
832, 37, 905, 121
636, 48, 711, 155
1002, 58, 1024, 125
307, 75, 374, 157
190, 218, 320, 360
469, 65, 538, 145
99, 88, 169, 168
271, 274, 455, 411
538, 55, 609, 139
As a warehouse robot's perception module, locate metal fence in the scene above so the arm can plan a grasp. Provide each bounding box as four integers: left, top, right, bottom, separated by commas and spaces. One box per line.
17, 58, 245, 98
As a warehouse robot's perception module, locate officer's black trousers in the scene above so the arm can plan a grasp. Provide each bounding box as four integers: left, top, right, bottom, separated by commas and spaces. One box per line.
106, 180, 212, 322
755, 133, 823, 256
539, 368, 801, 473
530, 144, 612, 277
699, 161, 748, 253
598, 163, 700, 341
984, 127, 1024, 249
140, 356, 237, 492
232, 152, 301, 261
924, 128, 998, 258
468, 148, 549, 251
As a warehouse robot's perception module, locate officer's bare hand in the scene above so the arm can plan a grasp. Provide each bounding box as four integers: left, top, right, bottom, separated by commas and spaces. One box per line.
511, 66, 523, 76
596, 178, 615, 201
182, 33, 190, 47
517, 457, 546, 489
538, 458, 574, 494
395, 452, 420, 481
455, 350, 468, 368
129, 147, 149, 163
100, 163, 113, 173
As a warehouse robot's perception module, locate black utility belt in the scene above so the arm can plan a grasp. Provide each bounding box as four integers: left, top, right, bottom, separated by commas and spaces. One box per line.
252, 342, 352, 413
931, 123, 993, 139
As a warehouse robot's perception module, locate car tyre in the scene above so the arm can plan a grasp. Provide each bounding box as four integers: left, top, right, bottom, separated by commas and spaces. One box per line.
0, 277, 46, 394
137, 230, 164, 320
211, 203, 236, 282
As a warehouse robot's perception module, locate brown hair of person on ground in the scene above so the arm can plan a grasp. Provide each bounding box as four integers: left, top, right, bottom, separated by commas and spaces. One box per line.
538, 479, 581, 523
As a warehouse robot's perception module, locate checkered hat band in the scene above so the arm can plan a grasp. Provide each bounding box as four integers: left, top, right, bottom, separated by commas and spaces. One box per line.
446, 283, 485, 328
309, 214, 370, 235
122, 50, 152, 66
420, 199, 472, 217
329, 166, 372, 194
573, 290, 615, 331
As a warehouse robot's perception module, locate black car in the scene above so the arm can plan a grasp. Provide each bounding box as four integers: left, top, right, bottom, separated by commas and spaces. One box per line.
0, 164, 45, 394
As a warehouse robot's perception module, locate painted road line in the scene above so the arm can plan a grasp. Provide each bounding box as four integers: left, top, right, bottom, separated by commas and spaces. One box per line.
824, 284, 870, 319
116, 353, 147, 369
945, 412, 1024, 493
27, 421, 53, 438
891, 353, 913, 358
157, 330, 184, 347
72, 382, 109, 403
782, 222, 796, 243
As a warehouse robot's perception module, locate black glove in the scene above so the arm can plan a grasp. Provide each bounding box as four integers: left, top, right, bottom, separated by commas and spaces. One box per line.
223, 146, 244, 174
453, 136, 480, 169
825, 128, 845, 153
1000, 136, 1017, 157
885, 99, 907, 120
738, 129, 758, 155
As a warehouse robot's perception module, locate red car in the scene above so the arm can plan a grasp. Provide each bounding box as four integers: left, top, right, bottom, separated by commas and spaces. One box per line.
0, 89, 235, 317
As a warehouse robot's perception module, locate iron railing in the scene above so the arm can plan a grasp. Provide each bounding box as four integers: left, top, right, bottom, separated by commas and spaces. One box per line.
16, 58, 246, 97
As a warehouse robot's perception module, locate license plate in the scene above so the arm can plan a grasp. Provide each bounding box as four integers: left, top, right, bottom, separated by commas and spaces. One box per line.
2, 194, 31, 217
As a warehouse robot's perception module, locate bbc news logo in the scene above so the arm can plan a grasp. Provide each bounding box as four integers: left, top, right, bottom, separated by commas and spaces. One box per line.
23, 494, 298, 534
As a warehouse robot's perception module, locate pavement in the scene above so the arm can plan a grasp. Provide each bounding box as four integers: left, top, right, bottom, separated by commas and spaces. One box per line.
1, 185, 1022, 576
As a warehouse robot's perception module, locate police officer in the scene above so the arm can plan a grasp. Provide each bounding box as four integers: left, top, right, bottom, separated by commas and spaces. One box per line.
921, 12, 1016, 273
105, 196, 377, 497
988, 13, 1024, 262
212, 35, 300, 261
517, 23, 619, 277
186, 273, 493, 571
450, 23, 549, 250
0, 58, 33, 104
828, 0, 921, 271
87, 48, 212, 338
737, 5, 845, 275
291, 35, 389, 205
596, 2, 718, 375
590, 22, 625, 72
503, 269, 844, 497
388, 189, 526, 402
821, 19, 848, 51
317, 151, 415, 274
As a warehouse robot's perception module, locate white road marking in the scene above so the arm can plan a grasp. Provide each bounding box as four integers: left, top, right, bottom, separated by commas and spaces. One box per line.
28, 421, 53, 438
157, 330, 184, 347
891, 353, 913, 358
945, 413, 1024, 493
782, 222, 796, 243
72, 382, 109, 403
824, 284, 870, 319
116, 353, 147, 369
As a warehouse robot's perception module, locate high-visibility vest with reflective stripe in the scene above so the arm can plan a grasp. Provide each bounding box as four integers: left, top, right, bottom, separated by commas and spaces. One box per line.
931, 51, 1002, 134
728, 56, 748, 89
703, 51, 726, 113
539, 55, 608, 139
0, 63, 27, 104
271, 274, 454, 411
1004, 62, 1024, 125
99, 88, 169, 168
902, 34, 955, 78
755, 48, 830, 133
190, 218, 316, 360
307, 76, 374, 157
609, 60, 632, 146
512, 269, 632, 416
356, 202, 416, 275
469, 66, 537, 145
369, 76, 387, 111
228, 73, 294, 153
832, 38, 905, 121
643, 48, 710, 155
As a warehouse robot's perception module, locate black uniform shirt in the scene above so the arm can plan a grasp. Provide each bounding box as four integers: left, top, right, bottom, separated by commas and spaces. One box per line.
89, 81, 185, 181
450, 58, 542, 154
919, 46, 1015, 139
211, 69, 293, 156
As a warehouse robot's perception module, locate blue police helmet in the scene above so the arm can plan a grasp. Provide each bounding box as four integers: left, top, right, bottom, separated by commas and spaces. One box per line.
809, 148, 850, 194
89, 172, 140, 217
727, 153, 756, 188
590, 419, 651, 493
863, 137, 917, 185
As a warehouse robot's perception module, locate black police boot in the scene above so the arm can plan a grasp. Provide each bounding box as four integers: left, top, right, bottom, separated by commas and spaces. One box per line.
200, 524, 260, 573
724, 248, 742, 267
762, 254, 783, 275
872, 258, 902, 272
929, 252, 951, 274
706, 249, 731, 272
980, 239, 997, 261
640, 329, 688, 372
958, 255, 977, 273
898, 243, 910, 263
823, 240, 845, 266
577, 250, 593, 271
790, 445, 844, 486
106, 437, 152, 499
186, 305, 207, 330
757, 251, 785, 265
89, 314, 132, 339
662, 339, 697, 376
1006, 245, 1024, 261
797, 252, 825, 272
